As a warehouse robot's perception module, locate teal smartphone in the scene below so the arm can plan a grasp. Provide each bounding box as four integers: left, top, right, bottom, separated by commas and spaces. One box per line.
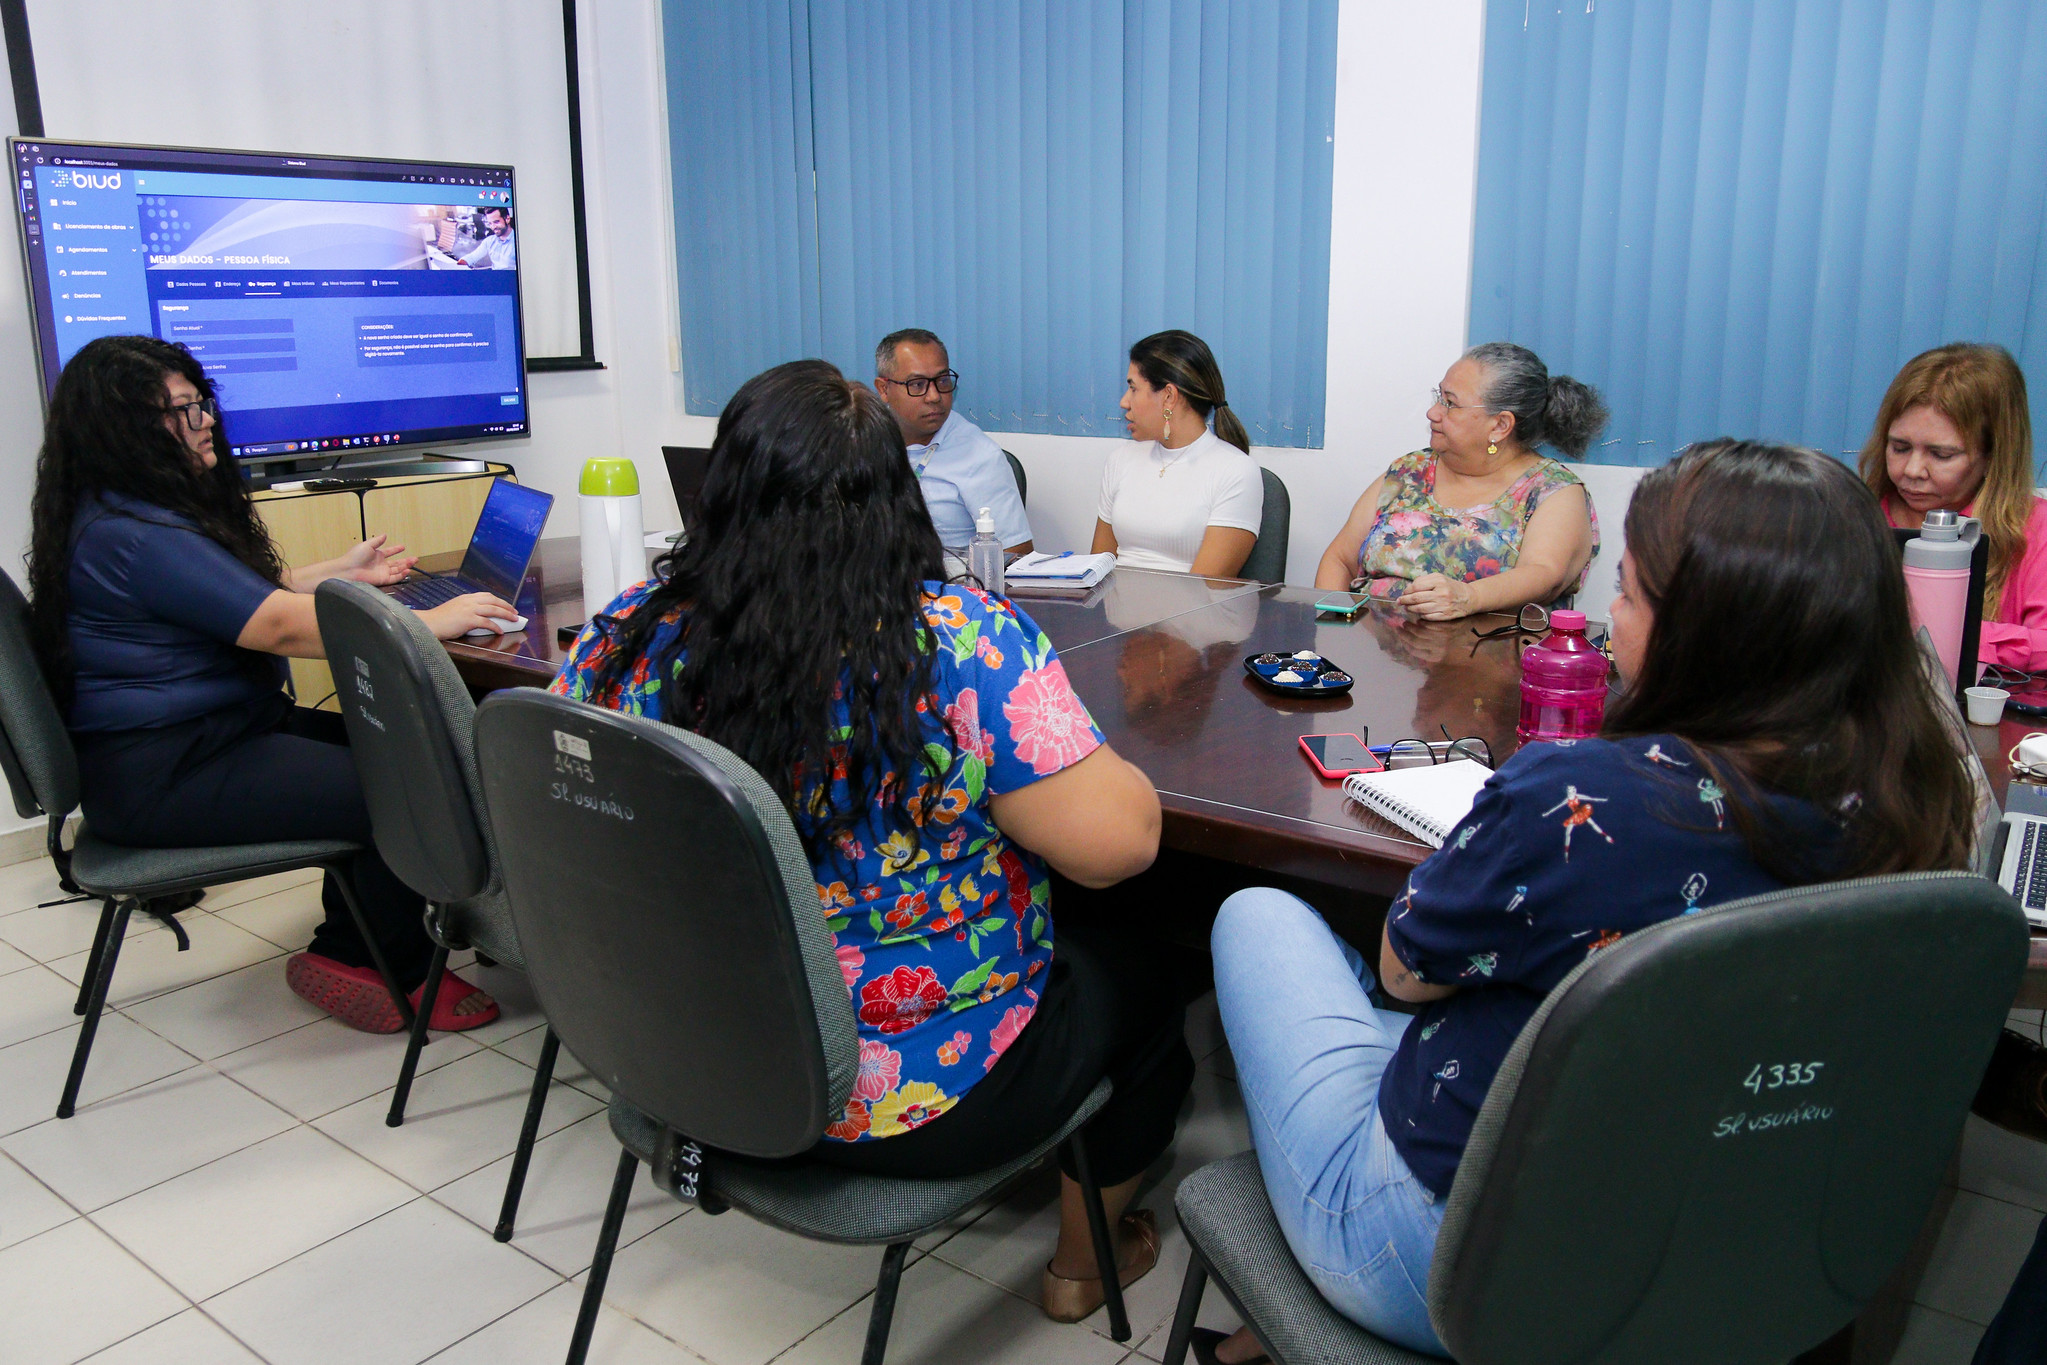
1314, 591, 1368, 620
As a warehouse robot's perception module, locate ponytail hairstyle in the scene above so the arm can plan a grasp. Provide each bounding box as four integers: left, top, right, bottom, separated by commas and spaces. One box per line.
28, 335, 284, 701
1129, 330, 1251, 454
1464, 341, 1609, 459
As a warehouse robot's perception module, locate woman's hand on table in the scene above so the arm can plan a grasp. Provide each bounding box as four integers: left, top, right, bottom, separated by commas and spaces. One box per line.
1400, 573, 1476, 621
419, 592, 520, 640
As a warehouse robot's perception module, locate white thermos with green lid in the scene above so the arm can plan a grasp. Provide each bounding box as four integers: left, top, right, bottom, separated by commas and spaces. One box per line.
579, 457, 644, 621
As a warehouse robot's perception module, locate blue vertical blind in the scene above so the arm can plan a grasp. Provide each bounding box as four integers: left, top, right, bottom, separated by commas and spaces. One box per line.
665, 0, 1338, 448
1470, 1, 2047, 472
663, 0, 821, 414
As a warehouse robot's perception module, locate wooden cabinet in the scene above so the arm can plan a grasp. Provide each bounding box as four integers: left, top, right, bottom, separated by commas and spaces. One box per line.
252, 463, 512, 709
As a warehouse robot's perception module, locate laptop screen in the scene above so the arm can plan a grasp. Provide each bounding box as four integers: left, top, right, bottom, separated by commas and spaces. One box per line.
662, 446, 711, 526
456, 478, 554, 600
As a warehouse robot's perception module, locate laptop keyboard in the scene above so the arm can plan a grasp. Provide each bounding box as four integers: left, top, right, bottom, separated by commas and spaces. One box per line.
389, 576, 470, 609
2018, 821, 2047, 912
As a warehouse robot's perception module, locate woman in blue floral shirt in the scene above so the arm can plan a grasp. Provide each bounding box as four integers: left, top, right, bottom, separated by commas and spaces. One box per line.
553, 359, 1187, 1324
1202, 442, 1979, 1362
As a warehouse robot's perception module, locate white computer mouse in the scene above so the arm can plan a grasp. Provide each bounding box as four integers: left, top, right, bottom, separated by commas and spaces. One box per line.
464, 614, 528, 637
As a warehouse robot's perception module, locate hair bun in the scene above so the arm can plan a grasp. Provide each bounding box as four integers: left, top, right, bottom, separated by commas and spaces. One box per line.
1542, 375, 1610, 459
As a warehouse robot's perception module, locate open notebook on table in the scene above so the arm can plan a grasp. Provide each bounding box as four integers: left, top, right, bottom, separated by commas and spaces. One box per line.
1342, 759, 1493, 849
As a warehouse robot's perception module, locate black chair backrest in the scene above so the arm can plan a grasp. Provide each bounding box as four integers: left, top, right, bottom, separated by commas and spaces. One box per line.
1239, 467, 1290, 583
1003, 449, 1028, 507
0, 569, 78, 821
474, 689, 855, 1158
1429, 871, 2029, 1365
314, 580, 488, 905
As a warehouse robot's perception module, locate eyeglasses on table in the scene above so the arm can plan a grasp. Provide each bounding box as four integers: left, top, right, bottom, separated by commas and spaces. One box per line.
1382, 725, 1493, 770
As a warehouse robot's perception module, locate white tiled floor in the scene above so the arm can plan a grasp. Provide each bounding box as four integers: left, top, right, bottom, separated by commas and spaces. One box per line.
0, 854, 2040, 1364
0, 860, 1242, 1364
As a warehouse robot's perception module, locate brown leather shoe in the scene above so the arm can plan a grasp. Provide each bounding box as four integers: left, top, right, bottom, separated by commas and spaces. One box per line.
1041, 1209, 1161, 1323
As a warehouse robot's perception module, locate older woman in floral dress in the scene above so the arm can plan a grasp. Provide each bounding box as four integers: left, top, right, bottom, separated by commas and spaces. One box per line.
1317, 343, 1606, 617
552, 359, 1190, 1325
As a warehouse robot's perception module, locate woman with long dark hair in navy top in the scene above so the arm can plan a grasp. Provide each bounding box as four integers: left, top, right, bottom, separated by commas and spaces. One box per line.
1199, 441, 1979, 1362
29, 335, 519, 1033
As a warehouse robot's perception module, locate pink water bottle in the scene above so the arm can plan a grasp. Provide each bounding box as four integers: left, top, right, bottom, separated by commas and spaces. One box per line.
1902, 510, 1980, 689
1517, 609, 1609, 744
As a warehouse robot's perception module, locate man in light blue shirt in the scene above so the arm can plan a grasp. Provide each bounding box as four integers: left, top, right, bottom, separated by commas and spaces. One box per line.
458, 207, 516, 270
874, 329, 1032, 552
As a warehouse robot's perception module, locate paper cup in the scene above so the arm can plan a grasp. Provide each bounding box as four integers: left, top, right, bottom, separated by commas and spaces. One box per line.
1965, 685, 2009, 725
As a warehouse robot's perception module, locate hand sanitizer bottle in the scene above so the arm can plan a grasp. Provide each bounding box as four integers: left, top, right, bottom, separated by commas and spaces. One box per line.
967, 507, 1005, 596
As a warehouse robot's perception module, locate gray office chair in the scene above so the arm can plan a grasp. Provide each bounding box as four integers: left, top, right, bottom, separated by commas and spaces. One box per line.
1239, 467, 1290, 583
1162, 872, 2029, 1365
473, 690, 1131, 1365
0, 569, 411, 1119
313, 580, 556, 1241
1003, 449, 1029, 506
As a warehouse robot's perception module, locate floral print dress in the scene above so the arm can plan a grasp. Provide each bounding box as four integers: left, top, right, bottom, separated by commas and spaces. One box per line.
551, 580, 1104, 1144
1352, 449, 1598, 604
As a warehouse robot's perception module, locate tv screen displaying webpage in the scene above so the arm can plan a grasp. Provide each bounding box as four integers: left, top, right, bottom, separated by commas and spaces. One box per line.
10, 136, 530, 459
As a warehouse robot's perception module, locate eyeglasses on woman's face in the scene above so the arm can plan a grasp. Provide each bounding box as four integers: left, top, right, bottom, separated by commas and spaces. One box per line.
1429, 385, 1484, 415
879, 370, 958, 397
162, 396, 219, 431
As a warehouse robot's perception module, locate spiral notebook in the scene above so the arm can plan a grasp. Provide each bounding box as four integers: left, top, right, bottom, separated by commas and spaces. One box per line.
1341, 759, 1493, 848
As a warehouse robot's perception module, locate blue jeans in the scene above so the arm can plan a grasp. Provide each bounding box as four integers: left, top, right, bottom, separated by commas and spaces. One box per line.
1211, 887, 1449, 1356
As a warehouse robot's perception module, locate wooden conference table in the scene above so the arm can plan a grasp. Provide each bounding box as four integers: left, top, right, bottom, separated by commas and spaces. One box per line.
436, 536, 2047, 998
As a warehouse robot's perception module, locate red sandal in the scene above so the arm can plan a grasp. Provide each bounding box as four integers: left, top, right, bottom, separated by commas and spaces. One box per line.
409, 968, 499, 1032
286, 955, 501, 1034
286, 953, 408, 1033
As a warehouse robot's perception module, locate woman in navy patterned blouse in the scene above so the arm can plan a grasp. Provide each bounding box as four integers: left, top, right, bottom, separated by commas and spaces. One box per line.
1200, 441, 1979, 1361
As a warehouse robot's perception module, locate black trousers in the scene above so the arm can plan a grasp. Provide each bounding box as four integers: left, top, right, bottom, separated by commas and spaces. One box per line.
72, 692, 434, 989
810, 916, 1194, 1188
1976, 1211, 2047, 1364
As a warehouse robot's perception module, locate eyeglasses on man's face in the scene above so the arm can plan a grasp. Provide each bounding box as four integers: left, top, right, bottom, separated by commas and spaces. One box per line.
881, 369, 959, 398
163, 396, 219, 431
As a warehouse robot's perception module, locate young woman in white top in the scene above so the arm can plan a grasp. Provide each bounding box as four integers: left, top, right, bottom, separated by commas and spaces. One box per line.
1093, 331, 1264, 576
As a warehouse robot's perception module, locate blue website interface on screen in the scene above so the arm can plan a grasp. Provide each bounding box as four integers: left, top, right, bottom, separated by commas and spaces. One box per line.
458, 479, 554, 599
11, 139, 528, 456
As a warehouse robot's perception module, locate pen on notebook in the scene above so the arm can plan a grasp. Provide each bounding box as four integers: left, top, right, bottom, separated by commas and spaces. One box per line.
1369, 740, 1462, 756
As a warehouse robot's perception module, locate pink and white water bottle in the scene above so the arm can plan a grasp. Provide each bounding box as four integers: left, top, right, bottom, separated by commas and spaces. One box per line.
1517, 609, 1608, 744
1902, 510, 1981, 689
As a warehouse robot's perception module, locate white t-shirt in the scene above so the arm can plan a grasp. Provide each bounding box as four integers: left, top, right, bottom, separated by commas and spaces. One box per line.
1096, 429, 1264, 573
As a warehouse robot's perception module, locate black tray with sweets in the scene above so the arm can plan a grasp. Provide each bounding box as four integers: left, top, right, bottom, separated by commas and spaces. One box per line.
1242, 649, 1354, 695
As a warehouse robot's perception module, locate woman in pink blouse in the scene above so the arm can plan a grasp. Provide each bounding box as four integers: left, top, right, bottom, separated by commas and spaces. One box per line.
1861, 343, 2047, 671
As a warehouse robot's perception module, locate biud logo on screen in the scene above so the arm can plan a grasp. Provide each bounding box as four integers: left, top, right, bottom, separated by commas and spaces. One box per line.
48, 170, 120, 190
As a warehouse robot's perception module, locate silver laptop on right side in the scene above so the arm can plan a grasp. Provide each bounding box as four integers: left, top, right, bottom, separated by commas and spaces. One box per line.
1932, 624, 2047, 927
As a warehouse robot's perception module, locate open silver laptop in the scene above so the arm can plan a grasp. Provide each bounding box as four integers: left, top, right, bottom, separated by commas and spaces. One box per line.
1932, 626, 2047, 926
